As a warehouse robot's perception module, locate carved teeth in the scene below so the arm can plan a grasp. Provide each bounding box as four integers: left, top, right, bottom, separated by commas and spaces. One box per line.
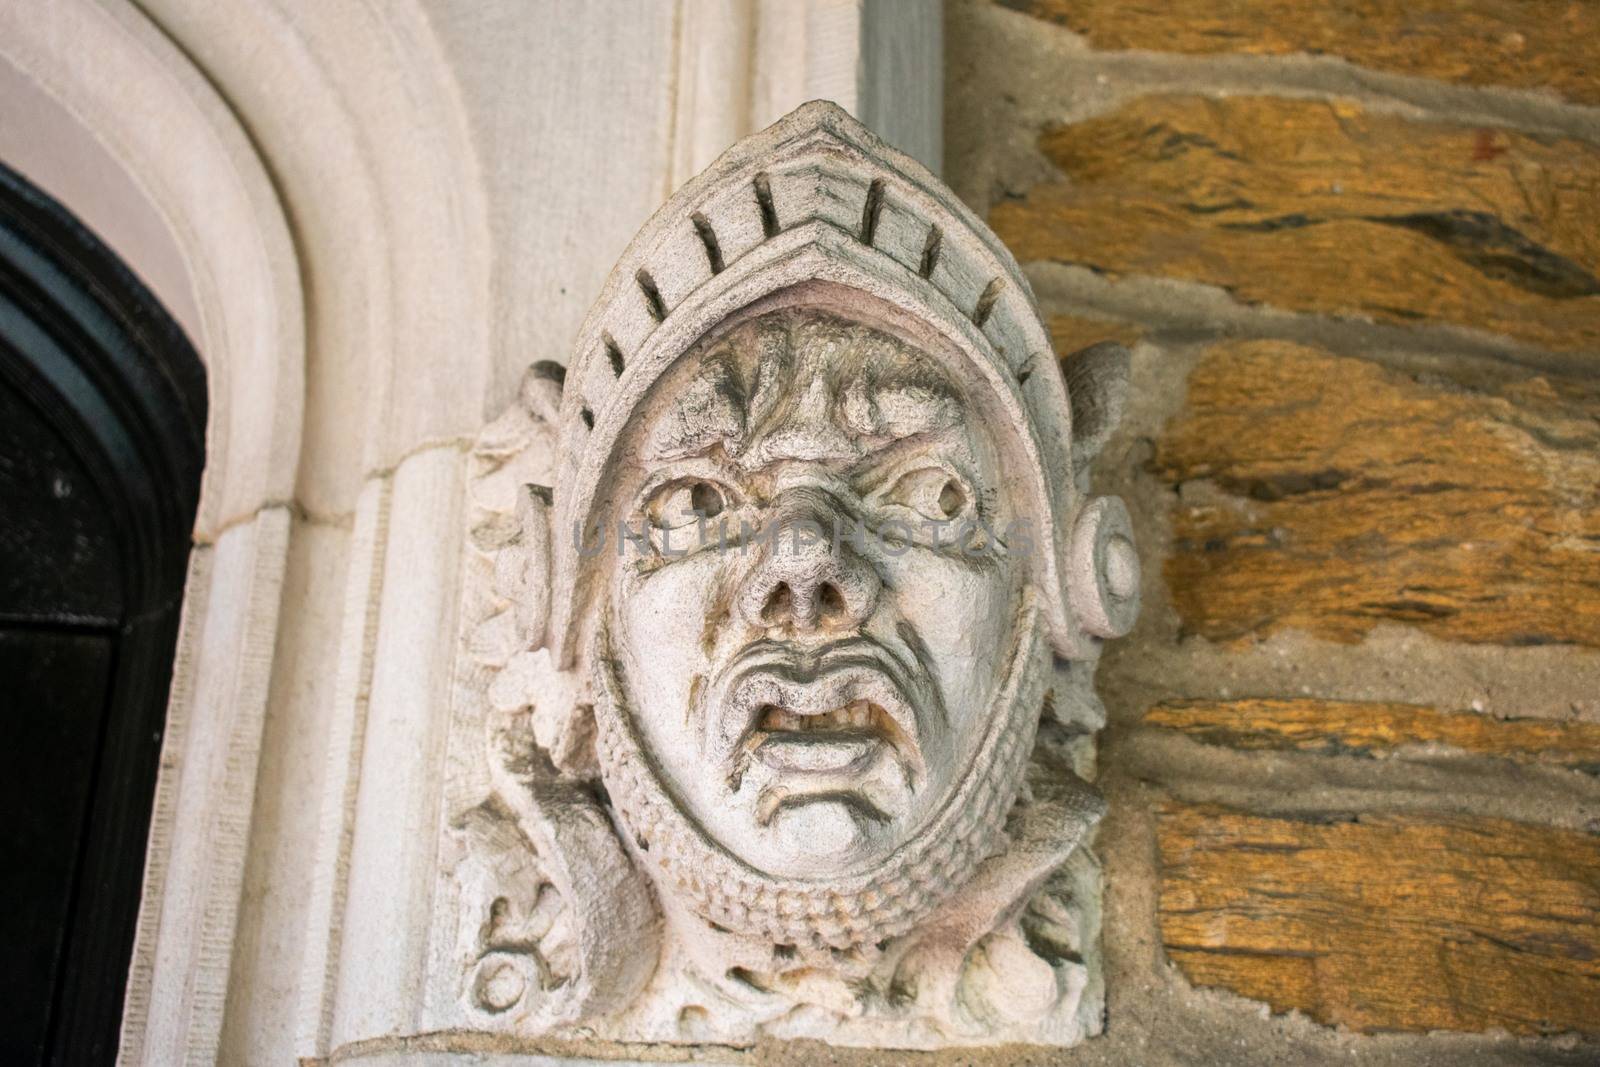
758, 699, 880, 734
715, 652, 931, 785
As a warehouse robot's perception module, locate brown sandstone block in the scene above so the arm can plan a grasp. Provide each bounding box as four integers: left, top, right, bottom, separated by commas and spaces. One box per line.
1158, 804, 1600, 1035
1049, 314, 1143, 357
998, 0, 1600, 105
1153, 339, 1600, 648
1146, 698, 1600, 771
990, 95, 1600, 353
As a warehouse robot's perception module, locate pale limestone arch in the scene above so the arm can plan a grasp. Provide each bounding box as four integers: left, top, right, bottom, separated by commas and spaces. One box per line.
0, 4, 307, 1066
138, 0, 496, 518
113, 4, 498, 1064
0, 0, 305, 537
1, 1, 501, 1064
130, 8, 502, 1064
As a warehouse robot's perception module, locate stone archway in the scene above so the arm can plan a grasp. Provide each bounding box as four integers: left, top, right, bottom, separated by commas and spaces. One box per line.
0, 5, 304, 1063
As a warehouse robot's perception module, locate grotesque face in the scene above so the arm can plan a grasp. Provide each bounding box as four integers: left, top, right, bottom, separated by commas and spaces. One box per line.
591, 307, 1044, 948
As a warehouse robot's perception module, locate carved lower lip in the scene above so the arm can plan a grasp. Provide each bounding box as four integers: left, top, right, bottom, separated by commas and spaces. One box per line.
747, 724, 886, 823
754, 735, 881, 775
721, 669, 923, 787
749, 699, 903, 772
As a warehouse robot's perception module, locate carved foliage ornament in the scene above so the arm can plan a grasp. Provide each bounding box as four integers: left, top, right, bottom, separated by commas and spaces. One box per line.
443, 101, 1138, 1049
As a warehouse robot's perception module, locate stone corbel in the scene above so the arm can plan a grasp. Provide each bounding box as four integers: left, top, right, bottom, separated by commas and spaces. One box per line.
440, 100, 1139, 1051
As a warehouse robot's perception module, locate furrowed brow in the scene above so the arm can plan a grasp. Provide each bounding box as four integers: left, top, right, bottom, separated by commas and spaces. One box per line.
643, 359, 747, 461
840, 375, 960, 441
847, 425, 972, 487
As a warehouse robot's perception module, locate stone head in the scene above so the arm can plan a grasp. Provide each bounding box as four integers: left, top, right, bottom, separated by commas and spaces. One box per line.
600, 303, 1036, 888
524, 103, 1139, 954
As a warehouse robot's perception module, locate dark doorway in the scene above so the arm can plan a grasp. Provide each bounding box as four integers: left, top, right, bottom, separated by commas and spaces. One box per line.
0, 163, 206, 1065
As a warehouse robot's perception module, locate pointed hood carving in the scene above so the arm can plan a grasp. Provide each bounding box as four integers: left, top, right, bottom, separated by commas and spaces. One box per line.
541, 101, 1121, 667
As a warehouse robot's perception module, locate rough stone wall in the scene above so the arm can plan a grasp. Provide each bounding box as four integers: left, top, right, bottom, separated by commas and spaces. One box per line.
943, 2, 1600, 1064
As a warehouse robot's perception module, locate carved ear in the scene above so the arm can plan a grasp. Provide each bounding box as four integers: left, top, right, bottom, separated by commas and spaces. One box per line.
1061, 346, 1140, 641
1062, 341, 1130, 471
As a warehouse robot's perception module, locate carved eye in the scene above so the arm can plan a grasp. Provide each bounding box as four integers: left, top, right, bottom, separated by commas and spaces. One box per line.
882, 467, 971, 522
644, 478, 731, 530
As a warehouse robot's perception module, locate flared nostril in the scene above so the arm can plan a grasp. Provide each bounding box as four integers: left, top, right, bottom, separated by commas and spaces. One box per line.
753, 577, 860, 631
816, 582, 846, 622
735, 494, 885, 631
761, 581, 793, 626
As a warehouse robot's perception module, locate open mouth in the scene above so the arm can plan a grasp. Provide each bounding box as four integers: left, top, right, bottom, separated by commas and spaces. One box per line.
728, 659, 919, 741
751, 699, 915, 766
702, 638, 944, 824
758, 698, 881, 734
741, 699, 918, 825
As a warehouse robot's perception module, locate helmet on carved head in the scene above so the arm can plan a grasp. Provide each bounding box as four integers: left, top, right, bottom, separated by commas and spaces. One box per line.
516, 101, 1138, 668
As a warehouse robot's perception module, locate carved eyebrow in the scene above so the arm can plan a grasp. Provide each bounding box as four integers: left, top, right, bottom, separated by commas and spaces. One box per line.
847, 426, 973, 489
840, 377, 960, 441
643, 357, 747, 461
876, 383, 960, 437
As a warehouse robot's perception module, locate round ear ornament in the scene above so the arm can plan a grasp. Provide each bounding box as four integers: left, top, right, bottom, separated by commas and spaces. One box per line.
1067, 495, 1140, 639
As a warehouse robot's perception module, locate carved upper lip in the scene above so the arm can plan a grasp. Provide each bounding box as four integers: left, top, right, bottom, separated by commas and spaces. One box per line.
706, 637, 935, 788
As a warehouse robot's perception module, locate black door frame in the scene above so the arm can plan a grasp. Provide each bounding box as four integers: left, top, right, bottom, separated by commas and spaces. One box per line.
0, 162, 206, 1065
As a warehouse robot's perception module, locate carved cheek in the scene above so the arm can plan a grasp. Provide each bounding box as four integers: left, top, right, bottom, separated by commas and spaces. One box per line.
613, 552, 727, 785
879, 549, 1016, 741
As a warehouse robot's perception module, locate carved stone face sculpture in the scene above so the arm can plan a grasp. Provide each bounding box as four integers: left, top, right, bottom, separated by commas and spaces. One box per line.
452, 102, 1142, 1048
595, 307, 1039, 947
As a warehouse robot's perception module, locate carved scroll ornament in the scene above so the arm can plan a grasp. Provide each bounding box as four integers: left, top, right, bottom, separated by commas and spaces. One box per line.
442, 101, 1138, 1049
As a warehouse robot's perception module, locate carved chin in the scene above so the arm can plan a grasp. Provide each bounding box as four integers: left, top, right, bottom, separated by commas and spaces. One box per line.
590, 608, 1047, 954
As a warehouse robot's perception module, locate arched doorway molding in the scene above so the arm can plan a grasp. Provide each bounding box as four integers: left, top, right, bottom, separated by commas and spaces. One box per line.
1, 2, 495, 1063
0, 0, 304, 536
0, 5, 306, 1065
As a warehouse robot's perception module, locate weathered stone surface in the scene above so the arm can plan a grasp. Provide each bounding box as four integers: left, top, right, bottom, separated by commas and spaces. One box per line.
998, 0, 1600, 105
444, 102, 1128, 1050
991, 95, 1600, 353
1154, 339, 1600, 648
1158, 804, 1600, 1035
1147, 698, 1600, 772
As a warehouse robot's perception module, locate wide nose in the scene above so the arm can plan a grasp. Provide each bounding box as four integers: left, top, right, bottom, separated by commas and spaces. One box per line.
736, 488, 881, 633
